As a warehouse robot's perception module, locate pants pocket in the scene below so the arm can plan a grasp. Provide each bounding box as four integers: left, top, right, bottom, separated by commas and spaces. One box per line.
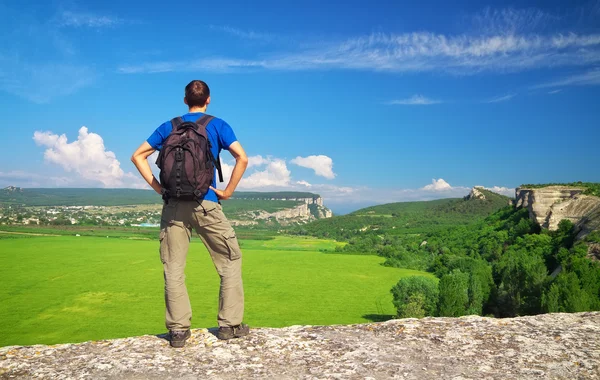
223, 228, 242, 260
194, 201, 225, 227
159, 229, 167, 263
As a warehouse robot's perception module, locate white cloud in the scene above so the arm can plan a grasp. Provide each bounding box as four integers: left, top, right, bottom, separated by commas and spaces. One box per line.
239, 159, 291, 188
247, 155, 270, 168
290, 155, 336, 179
57, 11, 123, 28
548, 89, 562, 94
32, 127, 145, 188
483, 186, 516, 197
296, 180, 312, 187
485, 93, 516, 103
532, 68, 600, 88
387, 95, 442, 105
118, 30, 600, 75
422, 178, 455, 191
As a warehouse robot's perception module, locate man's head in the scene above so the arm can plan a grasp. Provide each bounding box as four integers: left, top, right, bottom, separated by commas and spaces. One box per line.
184, 80, 211, 109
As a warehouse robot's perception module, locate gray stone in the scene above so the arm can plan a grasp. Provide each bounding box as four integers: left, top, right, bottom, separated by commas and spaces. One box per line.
1, 312, 599, 379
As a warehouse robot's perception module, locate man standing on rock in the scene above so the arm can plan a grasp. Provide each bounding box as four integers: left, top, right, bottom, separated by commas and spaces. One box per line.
131, 80, 249, 347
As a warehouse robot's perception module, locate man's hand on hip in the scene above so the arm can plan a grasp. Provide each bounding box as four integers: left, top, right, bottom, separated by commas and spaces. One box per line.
210, 186, 232, 200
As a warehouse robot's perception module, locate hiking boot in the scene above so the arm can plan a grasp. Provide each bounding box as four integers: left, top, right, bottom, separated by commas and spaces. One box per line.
169, 329, 191, 348
217, 323, 250, 340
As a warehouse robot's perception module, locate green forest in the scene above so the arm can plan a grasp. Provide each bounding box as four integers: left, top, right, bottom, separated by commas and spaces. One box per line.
291, 188, 600, 319
390, 208, 600, 318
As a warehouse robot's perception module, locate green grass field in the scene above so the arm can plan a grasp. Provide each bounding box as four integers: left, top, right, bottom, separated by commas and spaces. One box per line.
0, 234, 433, 347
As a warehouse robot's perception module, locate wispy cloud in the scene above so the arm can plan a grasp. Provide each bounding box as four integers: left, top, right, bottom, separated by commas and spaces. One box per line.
118, 7, 600, 75
209, 25, 274, 42
485, 93, 516, 103
532, 68, 600, 88
0, 6, 107, 102
56, 10, 123, 28
119, 29, 600, 75
548, 89, 562, 94
387, 95, 442, 105
471, 7, 558, 36
0, 171, 73, 188
0, 59, 96, 103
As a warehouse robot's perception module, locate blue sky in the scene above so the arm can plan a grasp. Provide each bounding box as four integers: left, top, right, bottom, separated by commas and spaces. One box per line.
1, 0, 599, 213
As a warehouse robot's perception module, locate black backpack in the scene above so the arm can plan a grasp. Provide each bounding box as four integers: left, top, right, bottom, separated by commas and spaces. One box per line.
155, 114, 223, 201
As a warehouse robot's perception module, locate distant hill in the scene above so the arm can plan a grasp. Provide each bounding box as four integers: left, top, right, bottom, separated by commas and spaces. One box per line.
290, 188, 510, 239
0, 187, 322, 207
0, 187, 332, 227
0, 187, 158, 206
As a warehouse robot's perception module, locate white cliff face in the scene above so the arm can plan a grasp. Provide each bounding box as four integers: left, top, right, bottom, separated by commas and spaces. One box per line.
515, 186, 600, 239
229, 197, 333, 226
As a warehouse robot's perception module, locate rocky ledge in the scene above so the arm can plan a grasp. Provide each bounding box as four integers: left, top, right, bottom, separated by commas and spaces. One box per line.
1, 312, 599, 379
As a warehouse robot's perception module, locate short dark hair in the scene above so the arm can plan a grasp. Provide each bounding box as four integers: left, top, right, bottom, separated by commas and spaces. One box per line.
184, 80, 210, 108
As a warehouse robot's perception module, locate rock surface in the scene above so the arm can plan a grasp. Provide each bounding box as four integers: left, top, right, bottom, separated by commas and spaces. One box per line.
466, 186, 486, 200
515, 186, 600, 238
2, 312, 599, 379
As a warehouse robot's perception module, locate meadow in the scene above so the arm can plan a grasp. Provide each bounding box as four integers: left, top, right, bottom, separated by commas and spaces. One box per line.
0, 233, 434, 347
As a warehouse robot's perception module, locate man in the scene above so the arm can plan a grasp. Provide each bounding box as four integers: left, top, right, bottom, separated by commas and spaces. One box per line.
131, 80, 249, 348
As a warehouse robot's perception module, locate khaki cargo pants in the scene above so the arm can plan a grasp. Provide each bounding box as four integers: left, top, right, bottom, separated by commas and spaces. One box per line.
159, 199, 243, 330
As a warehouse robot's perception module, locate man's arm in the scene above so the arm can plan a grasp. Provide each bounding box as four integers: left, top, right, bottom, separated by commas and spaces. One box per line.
131, 141, 162, 195
210, 141, 248, 200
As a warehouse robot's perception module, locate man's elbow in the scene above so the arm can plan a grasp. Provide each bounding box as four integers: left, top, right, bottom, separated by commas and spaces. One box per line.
237, 155, 249, 167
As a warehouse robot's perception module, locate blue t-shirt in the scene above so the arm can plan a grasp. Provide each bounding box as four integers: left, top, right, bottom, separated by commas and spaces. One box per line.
147, 112, 237, 203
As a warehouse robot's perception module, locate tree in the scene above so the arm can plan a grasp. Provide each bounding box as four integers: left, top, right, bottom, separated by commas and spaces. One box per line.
391, 276, 439, 318
542, 272, 593, 313
438, 270, 470, 317
495, 247, 547, 316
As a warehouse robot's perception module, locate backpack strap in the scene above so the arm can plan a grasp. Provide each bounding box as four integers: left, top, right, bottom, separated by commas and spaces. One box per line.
195, 114, 214, 128
170, 117, 184, 131
194, 114, 224, 183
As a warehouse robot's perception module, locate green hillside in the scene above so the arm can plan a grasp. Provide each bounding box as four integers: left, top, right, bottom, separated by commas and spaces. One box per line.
291, 188, 510, 240
0, 188, 159, 206
0, 187, 320, 208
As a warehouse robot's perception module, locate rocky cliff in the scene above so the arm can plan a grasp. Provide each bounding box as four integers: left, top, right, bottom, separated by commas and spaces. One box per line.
465, 186, 487, 200
1, 312, 598, 379
233, 203, 333, 226
515, 186, 600, 239
229, 195, 332, 226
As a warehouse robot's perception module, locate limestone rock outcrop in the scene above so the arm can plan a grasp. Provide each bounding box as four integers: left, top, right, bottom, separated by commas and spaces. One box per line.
515, 186, 600, 239
1, 312, 599, 379
466, 186, 486, 200
230, 197, 332, 226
